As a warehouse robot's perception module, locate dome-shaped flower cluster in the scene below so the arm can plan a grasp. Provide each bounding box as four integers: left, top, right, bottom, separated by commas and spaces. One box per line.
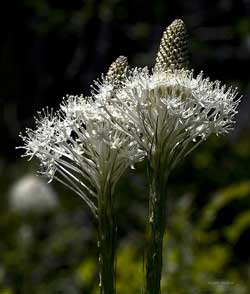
19, 91, 145, 215
106, 67, 240, 170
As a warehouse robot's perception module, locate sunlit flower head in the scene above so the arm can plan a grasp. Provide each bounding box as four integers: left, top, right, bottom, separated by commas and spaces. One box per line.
19, 94, 145, 215
107, 67, 240, 169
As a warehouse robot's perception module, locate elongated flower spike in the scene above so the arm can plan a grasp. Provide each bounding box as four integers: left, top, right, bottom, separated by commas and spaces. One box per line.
154, 19, 189, 71
104, 20, 240, 294
19, 51, 145, 294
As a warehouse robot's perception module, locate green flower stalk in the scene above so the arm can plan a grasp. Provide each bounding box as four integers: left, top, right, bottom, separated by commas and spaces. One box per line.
106, 20, 240, 294
145, 153, 169, 294
18, 56, 145, 294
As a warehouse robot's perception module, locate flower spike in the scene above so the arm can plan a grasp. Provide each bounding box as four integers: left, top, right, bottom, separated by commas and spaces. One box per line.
154, 19, 189, 71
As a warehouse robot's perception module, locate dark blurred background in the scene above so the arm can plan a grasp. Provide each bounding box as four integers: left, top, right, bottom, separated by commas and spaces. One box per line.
1, 0, 250, 293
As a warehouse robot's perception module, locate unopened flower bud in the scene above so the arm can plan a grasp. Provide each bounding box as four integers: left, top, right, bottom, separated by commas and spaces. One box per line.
155, 19, 189, 71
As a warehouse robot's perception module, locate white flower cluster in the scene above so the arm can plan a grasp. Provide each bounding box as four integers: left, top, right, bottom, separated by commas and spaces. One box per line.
106, 68, 240, 169
19, 61, 240, 213
19, 92, 145, 215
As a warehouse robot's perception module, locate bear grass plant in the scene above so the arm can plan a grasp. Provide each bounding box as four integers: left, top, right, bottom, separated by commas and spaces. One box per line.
18, 19, 240, 294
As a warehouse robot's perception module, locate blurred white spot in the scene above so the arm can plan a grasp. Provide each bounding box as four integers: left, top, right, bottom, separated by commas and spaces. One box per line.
9, 174, 58, 214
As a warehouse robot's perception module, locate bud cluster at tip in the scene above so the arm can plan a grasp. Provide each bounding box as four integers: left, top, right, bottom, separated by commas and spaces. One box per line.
105, 56, 128, 87
154, 19, 189, 71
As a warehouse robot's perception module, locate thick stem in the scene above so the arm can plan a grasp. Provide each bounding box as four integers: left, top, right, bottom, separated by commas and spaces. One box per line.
144, 155, 169, 294
98, 183, 116, 294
